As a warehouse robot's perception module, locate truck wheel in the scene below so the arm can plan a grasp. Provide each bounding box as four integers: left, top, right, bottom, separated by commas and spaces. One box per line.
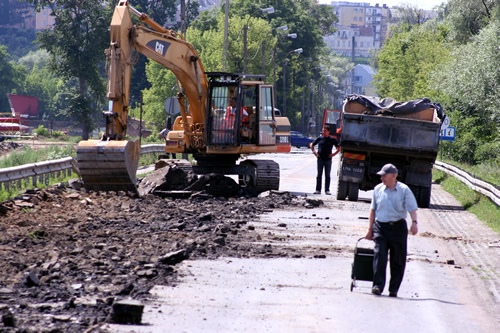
418, 186, 431, 208
348, 182, 359, 201
409, 185, 419, 200
337, 180, 348, 200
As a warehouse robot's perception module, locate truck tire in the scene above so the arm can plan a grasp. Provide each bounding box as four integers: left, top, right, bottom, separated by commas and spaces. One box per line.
418, 186, 431, 208
348, 182, 359, 201
337, 180, 348, 200
409, 185, 419, 200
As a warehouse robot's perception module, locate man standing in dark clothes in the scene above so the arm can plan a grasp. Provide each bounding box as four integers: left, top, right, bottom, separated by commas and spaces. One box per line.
309, 126, 340, 195
365, 163, 419, 297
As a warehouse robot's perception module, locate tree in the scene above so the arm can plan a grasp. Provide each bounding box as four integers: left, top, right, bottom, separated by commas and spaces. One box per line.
122, 0, 180, 108
0, 46, 25, 114
227, 0, 336, 127
373, 22, 450, 101
27, 0, 110, 139
392, 3, 434, 26
21, 65, 60, 120
0, 0, 33, 27
444, 0, 496, 44
431, 19, 499, 164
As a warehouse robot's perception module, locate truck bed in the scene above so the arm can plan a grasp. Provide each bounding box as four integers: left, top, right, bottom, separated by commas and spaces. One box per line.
340, 112, 440, 158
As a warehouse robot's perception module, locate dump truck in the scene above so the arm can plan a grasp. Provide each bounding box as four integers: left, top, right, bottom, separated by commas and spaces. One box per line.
334, 94, 444, 208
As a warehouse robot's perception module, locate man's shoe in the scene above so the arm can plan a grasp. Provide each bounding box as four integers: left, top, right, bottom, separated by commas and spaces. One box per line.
371, 286, 381, 295
389, 292, 398, 297
314, 191, 321, 194
325, 191, 331, 195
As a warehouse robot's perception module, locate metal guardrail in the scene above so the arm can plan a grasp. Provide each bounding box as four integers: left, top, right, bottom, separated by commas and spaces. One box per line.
1, 145, 498, 207
434, 161, 500, 206
139, 144, 165, 155
0, 157, 78, 192
0, 144, 166, 192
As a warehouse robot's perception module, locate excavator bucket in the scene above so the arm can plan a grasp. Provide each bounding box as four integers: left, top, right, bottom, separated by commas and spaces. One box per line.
76, 140, 140, 193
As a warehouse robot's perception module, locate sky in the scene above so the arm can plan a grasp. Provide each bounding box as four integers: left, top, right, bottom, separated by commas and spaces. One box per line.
318, 0, 446, 11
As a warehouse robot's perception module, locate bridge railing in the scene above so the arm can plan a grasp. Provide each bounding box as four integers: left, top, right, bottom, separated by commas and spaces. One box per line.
1, 147, 498, 207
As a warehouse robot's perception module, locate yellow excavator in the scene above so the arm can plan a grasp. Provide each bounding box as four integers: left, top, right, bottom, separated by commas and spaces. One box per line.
76, 1, 291, 193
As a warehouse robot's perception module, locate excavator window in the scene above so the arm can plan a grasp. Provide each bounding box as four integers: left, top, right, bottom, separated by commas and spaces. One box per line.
259, 87, 273, 121
207, 83, 240, 146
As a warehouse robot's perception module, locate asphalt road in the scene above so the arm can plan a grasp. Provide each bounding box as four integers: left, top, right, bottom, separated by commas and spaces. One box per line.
104, 148, 500, 332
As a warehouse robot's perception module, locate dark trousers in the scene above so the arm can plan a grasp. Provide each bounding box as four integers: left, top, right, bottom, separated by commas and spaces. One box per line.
372, 220, 408, 294
316, 158, 332, 192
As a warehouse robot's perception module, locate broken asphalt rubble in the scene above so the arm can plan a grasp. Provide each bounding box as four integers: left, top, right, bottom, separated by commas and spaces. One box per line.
0, 159, 322, 331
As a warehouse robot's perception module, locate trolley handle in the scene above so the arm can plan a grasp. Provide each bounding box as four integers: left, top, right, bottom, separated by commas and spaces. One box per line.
355, 236, 373, 250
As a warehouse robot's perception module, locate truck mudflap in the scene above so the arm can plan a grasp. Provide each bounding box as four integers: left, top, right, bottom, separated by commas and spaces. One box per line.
337, 154, 366, 202
339, 154, 365, 183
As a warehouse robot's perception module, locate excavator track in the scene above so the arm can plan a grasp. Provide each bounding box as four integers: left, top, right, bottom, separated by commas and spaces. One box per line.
76, 140, 140, 193
239, 159, 280, 193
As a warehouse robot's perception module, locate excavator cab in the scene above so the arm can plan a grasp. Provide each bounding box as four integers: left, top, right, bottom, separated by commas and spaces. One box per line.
206, 73, 242, 146
205, 72, 277, 148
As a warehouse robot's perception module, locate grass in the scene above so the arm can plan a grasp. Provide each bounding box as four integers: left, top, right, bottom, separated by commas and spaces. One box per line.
438, 157, 500, 187
433, 169, 500, 235
0, 172, 75, 202
0, 144, 75, 168
0, 143, 77, 202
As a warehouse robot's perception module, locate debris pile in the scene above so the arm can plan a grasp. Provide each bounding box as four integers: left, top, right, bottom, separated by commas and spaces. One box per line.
139, 159, 249, 198
0, 178, 318, 331
0, 141, 23, 158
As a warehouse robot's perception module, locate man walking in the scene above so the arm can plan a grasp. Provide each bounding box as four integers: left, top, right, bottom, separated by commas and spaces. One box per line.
310, 126, 340, 195
365, 163, 419, 297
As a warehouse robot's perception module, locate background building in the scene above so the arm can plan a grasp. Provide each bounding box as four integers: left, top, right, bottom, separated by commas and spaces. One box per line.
35, 7, 55, 30
324, 25, 376, 57
324, 1, 391, 58
344, 64, 377, 96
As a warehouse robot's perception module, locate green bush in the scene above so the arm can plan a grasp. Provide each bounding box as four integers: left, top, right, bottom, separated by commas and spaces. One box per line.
51, 130, 65, 138
0, 144, 74, 168
34, 125, 49, 137
474, 141, 500, 165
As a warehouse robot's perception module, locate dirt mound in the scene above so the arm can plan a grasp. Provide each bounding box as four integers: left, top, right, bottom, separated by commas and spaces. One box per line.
0, 182, 315, 331
138, 160, 246, 197
0, 141, 23, 158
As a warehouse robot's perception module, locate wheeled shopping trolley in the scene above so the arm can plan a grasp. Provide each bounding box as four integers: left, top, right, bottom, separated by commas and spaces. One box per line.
350, 237, 374, 291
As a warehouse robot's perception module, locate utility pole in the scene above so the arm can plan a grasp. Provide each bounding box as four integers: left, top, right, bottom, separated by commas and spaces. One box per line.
180, 0, 186, 36
282, 60, 287, 116
223, 0, 229, 71
261, 40, 265, 75
243, 24, 248, 73
351, 35, 355, 94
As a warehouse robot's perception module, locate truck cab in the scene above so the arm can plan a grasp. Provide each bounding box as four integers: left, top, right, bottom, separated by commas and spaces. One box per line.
322, 109, 342, 140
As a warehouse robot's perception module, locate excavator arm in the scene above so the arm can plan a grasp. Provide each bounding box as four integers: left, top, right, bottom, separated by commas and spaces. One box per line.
77, 0, 208, 192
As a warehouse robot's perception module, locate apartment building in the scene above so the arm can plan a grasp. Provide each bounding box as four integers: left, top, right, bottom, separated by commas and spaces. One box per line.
325, 1, 391, 57
35, 7, 55, 30
324, 25, 376, 57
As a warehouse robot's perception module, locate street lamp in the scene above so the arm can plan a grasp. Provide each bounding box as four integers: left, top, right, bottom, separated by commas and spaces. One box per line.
243, 7, 275, 74
282, 48, 303, 116
273, 31, 297, 89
